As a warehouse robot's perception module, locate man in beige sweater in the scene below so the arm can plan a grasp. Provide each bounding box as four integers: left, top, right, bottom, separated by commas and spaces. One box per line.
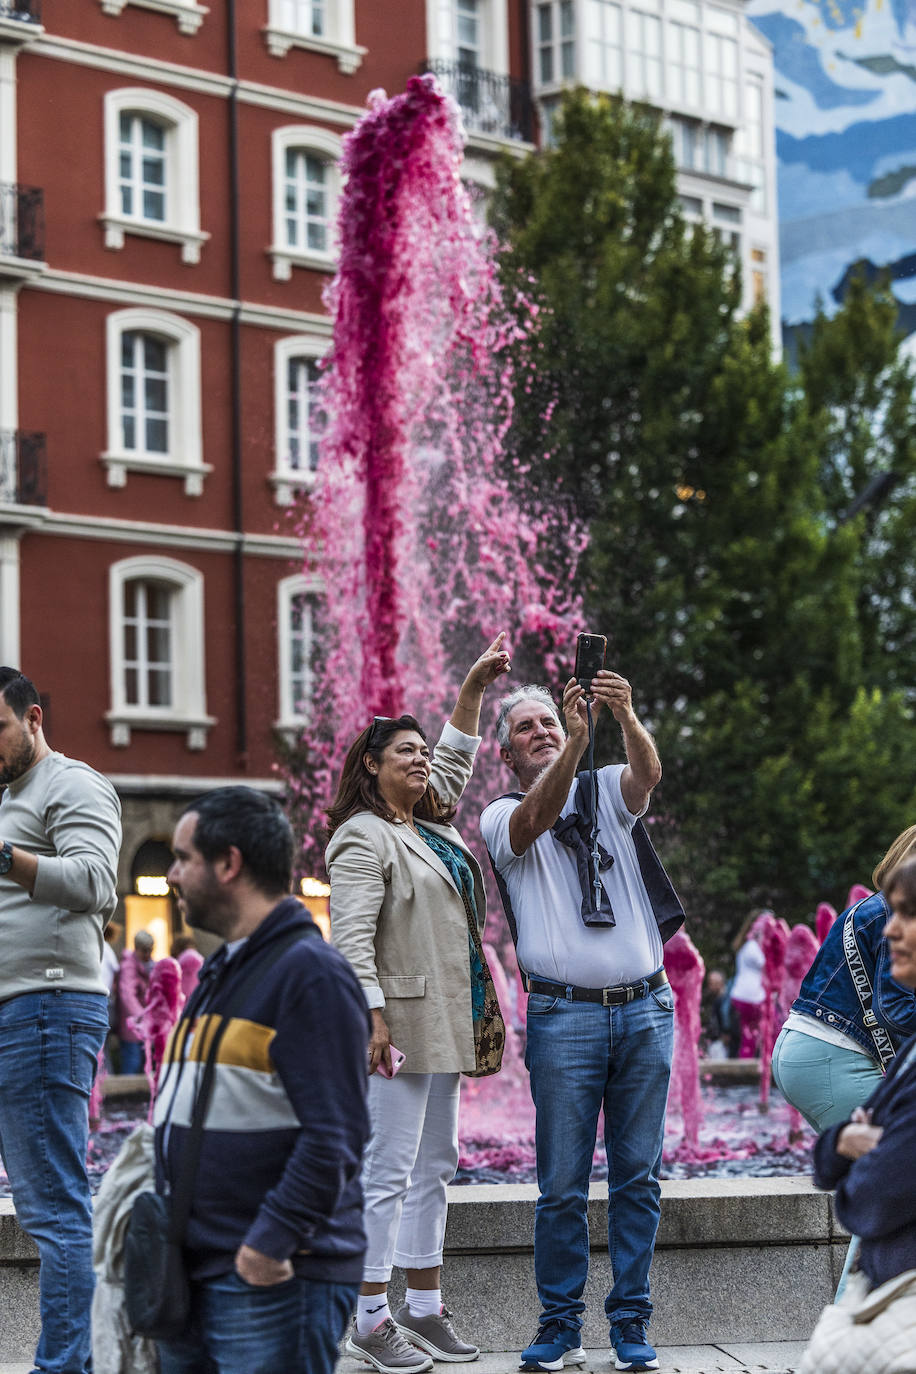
0, 667, 121, 1374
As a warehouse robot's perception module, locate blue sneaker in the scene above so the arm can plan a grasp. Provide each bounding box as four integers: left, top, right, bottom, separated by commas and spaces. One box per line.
610, 1319, 659, 1371
519, 1322, 586, 1371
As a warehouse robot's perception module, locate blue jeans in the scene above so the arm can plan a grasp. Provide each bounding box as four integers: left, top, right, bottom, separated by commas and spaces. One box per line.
119, 1039, 145, 1075
0, 990, 108, 1374
525, 982, 674, 1333
157, 1270, 359, 1374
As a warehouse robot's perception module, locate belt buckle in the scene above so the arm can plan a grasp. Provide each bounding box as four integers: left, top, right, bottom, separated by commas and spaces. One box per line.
602, 987, 613, 1006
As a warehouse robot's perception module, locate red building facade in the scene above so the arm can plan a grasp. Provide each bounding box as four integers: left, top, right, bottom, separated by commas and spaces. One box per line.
0, 0, 532, 939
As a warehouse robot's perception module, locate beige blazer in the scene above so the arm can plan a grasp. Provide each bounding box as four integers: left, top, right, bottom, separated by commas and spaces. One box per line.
326, 727, 487, 1075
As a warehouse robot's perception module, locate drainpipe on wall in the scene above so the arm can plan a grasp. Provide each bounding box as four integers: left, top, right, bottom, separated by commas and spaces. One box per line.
227, 0, 247, 767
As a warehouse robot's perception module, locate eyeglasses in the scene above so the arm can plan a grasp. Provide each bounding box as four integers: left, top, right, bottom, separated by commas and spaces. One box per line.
366, 716, 394, 751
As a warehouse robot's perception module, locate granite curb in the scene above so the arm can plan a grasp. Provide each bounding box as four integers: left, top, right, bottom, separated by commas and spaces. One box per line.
338, 1341, 808, 1373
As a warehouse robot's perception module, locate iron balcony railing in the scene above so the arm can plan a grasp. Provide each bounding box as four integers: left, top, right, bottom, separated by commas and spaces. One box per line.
0, 0, 41, 21
0, 431, 47, 506
0, 184, 45, 262
421, 59, 534, 143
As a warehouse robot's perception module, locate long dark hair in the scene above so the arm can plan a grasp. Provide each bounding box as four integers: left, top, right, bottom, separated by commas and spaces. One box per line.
326, 714, 458, 837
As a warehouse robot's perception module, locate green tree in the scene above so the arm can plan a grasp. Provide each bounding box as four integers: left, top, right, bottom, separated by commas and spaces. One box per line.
493, 89, 916, 951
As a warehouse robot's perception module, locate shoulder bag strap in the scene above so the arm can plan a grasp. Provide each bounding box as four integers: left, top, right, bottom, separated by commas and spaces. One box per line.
166, 924, 318, 1242
842, 899, 896, 1073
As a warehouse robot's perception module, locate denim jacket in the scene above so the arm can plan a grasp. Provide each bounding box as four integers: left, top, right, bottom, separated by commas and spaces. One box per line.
792, 891, 916, 1062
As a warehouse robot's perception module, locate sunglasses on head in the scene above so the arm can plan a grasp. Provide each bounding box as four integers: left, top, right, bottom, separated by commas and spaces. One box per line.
366, 716, 394, 751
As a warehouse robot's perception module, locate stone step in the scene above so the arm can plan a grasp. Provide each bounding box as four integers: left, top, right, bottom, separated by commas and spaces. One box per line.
339, 1343, 807, 1373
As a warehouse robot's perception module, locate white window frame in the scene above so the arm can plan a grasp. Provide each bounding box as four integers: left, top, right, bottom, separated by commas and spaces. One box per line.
263, 0, 366, 71
626, 7, 663, 101
272, 334, 328, 504
101, 89, 209, 264
276, 573, 319, 734
534, 0, 575, 89
584, 0, 623, 92
102, 307, 211, 495
107, 555, 215, 749
98, 0, 208, 34
269, 126, 342, 281
429, 0, 508, 72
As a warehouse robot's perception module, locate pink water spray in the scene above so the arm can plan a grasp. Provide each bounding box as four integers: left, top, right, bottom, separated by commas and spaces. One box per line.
293, 76, 585, 879
664, 929, 706, 1156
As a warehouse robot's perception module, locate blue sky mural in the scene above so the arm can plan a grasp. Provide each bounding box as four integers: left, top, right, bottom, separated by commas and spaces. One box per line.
747, 0, 916, 353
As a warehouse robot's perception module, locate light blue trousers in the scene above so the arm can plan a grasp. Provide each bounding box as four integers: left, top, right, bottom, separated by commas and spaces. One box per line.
771, 1025, 882, 1302
770, 1026, 881, 1131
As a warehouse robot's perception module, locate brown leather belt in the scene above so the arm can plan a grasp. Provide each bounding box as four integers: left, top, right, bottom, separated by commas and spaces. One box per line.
527, 968, 669, 1006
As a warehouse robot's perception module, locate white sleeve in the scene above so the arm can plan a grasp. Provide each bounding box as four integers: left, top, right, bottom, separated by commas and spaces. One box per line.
479, 796, 521, 874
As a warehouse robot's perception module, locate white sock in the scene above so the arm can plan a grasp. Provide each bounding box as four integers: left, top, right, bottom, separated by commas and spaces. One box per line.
357, 1294, 391, 1334
406, 1287, 442, 1319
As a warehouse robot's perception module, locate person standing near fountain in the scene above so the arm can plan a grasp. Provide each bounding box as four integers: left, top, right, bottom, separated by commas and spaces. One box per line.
798, 855, 916, 1374
771, 825, 916, 1131
327, 635, 510, 1374
0, 667, 121, 1374
481, 673, 682, 1374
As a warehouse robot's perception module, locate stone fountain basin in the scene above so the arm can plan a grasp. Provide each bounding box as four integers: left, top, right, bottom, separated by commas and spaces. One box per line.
0, 1177, 847, 1359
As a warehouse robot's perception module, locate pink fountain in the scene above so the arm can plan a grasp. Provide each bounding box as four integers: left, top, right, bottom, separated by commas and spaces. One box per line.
664, 930, 706, 1159
816, 901, 838, 944
290, 74, 584, 881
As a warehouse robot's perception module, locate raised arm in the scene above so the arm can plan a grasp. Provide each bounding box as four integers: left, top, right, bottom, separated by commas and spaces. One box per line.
448, 632, 510, 737
508, 679, 590, 856
590, 671, 661, 816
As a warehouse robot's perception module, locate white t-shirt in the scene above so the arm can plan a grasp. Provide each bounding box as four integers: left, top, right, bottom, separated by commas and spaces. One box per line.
480, 765, 664, 987
731, 938, 765, 1004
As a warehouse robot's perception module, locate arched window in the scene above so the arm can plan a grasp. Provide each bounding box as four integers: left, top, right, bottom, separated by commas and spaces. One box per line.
102, 89, 208, 263
264, 0, 365, 71
270, 126, 342, 280
103, 308, 210, 494
107, 556, 214, 749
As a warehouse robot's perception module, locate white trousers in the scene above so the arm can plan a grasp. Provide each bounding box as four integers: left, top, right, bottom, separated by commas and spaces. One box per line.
362, 1071, 461, 1283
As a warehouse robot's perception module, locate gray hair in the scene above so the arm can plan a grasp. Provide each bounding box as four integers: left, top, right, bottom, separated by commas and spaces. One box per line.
134, 929, 155, 951
495, 684, 562, 748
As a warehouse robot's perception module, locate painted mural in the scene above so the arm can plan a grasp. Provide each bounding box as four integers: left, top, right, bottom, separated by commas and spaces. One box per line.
748, 0, 916, 353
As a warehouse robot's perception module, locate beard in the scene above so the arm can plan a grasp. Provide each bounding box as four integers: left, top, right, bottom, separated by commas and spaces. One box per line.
0, 728, 37, 786
177, 891, 229, 938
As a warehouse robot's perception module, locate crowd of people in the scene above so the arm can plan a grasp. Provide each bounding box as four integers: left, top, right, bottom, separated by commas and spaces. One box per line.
0, 656, 915, 1374
101, 926, 204, 1075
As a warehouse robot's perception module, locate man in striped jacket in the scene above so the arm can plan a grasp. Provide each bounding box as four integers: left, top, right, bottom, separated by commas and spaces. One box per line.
155, 786, 370, 1374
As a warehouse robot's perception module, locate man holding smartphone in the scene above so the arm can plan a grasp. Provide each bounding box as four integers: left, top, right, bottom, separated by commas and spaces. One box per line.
481, 669, 682, 1373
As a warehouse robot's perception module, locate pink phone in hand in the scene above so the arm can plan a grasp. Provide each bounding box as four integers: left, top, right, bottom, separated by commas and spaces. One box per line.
377, 1046, 406, 1078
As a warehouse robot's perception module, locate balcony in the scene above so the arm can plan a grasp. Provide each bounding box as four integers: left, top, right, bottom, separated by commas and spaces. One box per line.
0, 0, 40, 15
421, 59, 534, 144
0, 0, 42, 40
0, 431, 47, 507
0, 184, 46, 273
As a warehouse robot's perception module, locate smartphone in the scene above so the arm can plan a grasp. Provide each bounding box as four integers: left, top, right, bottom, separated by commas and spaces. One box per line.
377, 1046, 406, 1079
574, 633, 607, 693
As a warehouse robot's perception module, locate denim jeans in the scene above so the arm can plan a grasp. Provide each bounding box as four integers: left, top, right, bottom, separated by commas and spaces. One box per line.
525, 981, 674, 1333
0, 990, 108, 1374
157, 1270, 359, 1374
119, 1039, 145, 1075
771, 1026, 882, 1131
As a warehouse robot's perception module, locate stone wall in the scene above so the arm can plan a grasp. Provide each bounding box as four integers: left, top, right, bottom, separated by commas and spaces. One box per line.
0, 1179, 849, 1359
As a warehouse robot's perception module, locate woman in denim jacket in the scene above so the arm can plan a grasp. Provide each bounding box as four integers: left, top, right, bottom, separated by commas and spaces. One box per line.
772, 825, 916, 1131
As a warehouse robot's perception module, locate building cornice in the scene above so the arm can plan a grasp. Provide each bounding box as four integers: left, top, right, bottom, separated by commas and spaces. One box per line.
29, 34, 367, 127
108, 772, 285, 795
24, 268, 334, 334
0, 506, 303, 558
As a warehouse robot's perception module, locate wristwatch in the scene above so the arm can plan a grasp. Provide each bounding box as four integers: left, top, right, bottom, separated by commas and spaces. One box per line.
0, 841, 14, 875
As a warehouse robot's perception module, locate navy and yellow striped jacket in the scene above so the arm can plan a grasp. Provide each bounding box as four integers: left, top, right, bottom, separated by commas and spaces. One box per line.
154, 898, 370, 1282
